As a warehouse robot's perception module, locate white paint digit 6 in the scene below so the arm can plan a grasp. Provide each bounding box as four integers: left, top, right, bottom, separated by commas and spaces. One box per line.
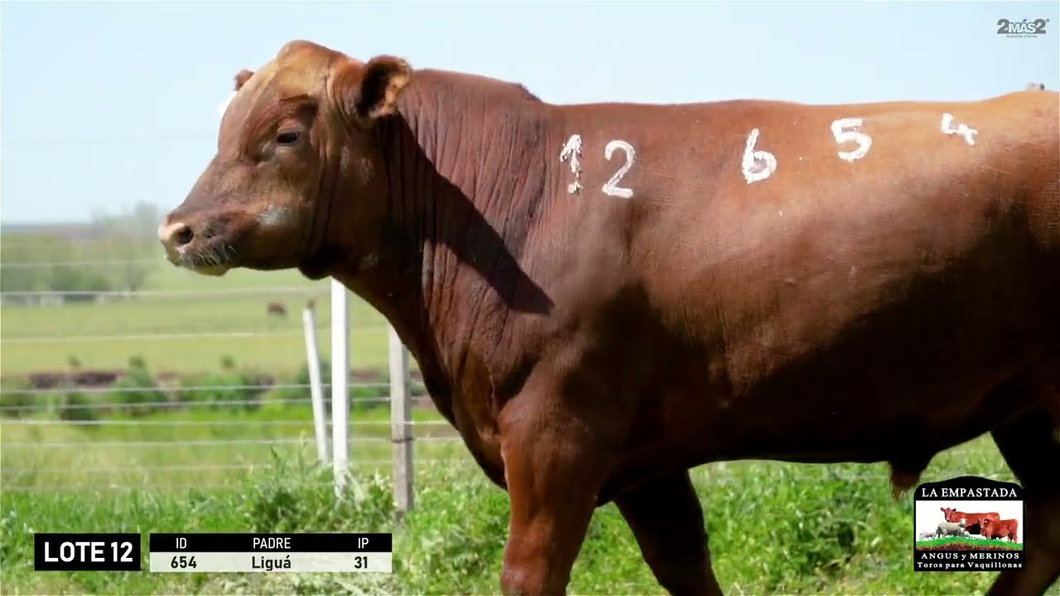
602, 140, 636, 199
741, 128, 777, 184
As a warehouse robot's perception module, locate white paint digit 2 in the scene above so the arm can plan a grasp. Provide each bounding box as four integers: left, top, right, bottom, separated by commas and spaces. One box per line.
741, 128, 777, 184
940, 113, 978, 146
602, 140, 636, 199
831, 117, 872, 162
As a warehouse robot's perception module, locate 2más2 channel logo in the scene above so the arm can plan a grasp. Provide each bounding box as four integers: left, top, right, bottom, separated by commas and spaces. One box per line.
996, 18, 1049, 38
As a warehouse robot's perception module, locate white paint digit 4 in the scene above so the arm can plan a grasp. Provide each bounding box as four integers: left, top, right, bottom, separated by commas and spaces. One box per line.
831, 117, 872, 162
940, 113, 978, 146
602, 140, 636, 199
741, 128, 777, 184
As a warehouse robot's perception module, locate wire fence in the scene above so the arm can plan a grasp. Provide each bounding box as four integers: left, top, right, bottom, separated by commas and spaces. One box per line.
0, 278, 464, 501
0, 264, 1020, 510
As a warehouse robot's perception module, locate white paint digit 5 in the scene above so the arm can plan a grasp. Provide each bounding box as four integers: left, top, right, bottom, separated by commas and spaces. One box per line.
602, 140, 636, 199
831, 117, 872, 162
741, 128, 777, 184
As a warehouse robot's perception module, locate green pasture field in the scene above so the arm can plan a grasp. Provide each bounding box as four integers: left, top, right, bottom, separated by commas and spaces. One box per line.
0, 257, 395, 376
0, 339, 1054, 595
0, 405, 459, 491
4, 431, 1054, 596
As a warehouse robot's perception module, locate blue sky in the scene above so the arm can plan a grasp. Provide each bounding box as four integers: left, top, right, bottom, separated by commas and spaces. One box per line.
1, 1, 1056, 224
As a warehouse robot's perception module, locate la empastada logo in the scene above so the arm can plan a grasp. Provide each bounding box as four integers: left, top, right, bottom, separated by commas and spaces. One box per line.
912, 476, 1024, 572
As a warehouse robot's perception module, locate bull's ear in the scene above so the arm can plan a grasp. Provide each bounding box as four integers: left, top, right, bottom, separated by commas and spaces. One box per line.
340, 55, 411, 122
234, 69, 255, 91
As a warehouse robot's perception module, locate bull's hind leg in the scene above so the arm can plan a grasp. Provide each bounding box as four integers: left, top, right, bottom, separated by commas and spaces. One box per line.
615, 470, 724, 596
987, 400, 1060, 596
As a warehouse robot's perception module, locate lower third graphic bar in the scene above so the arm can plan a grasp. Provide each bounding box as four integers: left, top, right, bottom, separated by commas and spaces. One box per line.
149, 551, 391, 572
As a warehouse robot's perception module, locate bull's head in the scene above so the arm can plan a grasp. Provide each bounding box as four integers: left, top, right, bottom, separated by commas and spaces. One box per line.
940, 507, 955, 521
158, 40, 411, 279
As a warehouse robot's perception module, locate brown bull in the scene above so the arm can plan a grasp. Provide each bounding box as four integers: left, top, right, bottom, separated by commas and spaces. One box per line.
982, 517, 1021, 543
941, 506, 1000, 535
158, 40, 1060, 596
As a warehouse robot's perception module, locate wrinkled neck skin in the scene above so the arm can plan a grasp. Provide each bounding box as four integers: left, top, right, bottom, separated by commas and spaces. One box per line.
305, 72, 555, 424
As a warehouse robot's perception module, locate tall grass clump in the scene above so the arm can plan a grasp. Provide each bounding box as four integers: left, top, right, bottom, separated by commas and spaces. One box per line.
0, 380, 38, 419
109, 356, 167, 416
175, 356, 272, 413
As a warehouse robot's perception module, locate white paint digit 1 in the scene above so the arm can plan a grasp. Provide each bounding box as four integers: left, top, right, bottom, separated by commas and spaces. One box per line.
602, 140, 635, 199
940, 113, 978, 146
831, 117, 872, 162
559, 134, 583, 194
741, 128, 777, 184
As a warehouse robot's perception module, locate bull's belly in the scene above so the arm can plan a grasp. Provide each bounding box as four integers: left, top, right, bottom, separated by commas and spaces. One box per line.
619, 302, 1057, 474
679, 347, 1049, 468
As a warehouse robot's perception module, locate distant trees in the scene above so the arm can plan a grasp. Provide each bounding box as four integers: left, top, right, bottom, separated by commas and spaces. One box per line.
87, 201, 163, 293
1, 201, 163, 303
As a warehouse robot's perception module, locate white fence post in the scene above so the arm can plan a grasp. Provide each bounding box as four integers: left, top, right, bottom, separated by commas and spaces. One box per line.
330, 278, 350, 496
388, 325, 414, 518
301, 303, 329, 465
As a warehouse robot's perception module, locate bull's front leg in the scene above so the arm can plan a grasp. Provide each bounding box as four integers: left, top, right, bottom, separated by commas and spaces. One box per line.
496, 375, 618, 596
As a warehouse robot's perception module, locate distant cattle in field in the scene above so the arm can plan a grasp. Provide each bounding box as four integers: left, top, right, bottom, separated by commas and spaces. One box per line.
71, 370, 120, 387
27, 371, 66, 390
941, 506, 999, 535
981, 518, 1020, 543
266, 301, 287, 317
1026, 82, 1046, 91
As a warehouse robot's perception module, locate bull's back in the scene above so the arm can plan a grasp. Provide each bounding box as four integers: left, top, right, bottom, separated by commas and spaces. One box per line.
538, 90, 1058, 460
611, 90, 1059, 346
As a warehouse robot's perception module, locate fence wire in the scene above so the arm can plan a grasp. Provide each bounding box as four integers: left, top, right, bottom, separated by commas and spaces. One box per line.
0, 283, 459, 492
0, 283, 1018, 496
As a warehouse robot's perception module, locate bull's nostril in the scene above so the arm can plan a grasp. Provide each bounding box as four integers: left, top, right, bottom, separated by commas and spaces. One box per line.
173, 225, 194, 247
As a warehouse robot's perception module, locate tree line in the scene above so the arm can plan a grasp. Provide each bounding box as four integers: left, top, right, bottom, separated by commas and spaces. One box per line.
1, 201, 162, 304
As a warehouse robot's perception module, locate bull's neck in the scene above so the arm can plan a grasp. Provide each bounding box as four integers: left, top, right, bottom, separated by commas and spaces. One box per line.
335, 71, 556, 414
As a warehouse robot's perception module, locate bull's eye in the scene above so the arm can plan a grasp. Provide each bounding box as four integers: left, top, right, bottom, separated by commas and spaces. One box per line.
276, 131, 301, 145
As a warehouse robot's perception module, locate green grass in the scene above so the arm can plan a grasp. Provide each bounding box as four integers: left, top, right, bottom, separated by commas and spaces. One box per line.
3, 420, 1057, 595
916, 536, 1023, 550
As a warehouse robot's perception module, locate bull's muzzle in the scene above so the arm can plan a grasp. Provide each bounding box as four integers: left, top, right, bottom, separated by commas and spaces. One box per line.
157, 217, 195, 264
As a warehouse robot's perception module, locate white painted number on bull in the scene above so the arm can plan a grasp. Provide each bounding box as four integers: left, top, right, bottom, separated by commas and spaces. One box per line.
741, 128, 777, 184
559, 134, 584, 194
831, 117, 872, 162
940, 113, 978, 146
602, 140, 636, 199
